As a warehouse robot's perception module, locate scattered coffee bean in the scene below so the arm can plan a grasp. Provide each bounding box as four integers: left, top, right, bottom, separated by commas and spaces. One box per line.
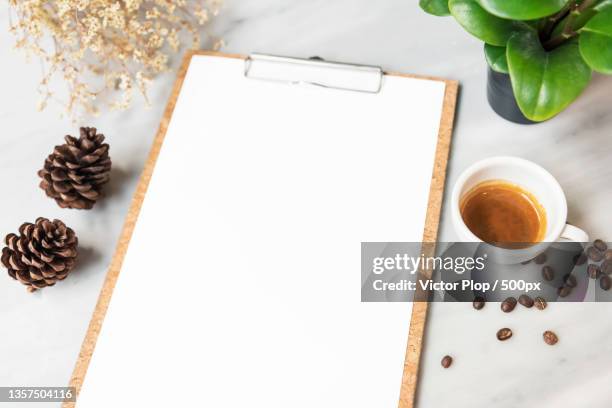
588, 264, 601, 279
601, 275, 611, 291
497, 328, 513, 341
601, 260, 612, 275
587, 246, 604, 262
543, 330, 559, 345
518, 294, 534, 308
605, 249, 612, 262
557, 286, 572, 298
542, 265, 555, 281
441, 355, 453, 368
593, 239, 608, 253
574, 252, 588, 266
563, 273, 577, 288
472, 296, 486, 310
534, 297, 547, 310
534, 253, 547, 265
501, 297, 517, 313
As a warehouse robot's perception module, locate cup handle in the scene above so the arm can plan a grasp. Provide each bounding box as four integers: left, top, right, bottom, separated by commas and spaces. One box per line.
559, 223, 589, 243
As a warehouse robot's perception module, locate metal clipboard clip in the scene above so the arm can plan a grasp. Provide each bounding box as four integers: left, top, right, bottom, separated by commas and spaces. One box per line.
244, 54, 383, 94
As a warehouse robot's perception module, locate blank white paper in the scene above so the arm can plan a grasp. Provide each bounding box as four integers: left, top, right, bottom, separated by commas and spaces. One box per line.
76, 55, 446, 407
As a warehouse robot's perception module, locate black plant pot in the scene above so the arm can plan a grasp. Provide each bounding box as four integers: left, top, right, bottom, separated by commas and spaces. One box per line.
486, 67, 536, 125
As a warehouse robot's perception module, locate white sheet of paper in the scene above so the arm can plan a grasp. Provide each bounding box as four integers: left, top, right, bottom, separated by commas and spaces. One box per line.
77, 55, 446, 407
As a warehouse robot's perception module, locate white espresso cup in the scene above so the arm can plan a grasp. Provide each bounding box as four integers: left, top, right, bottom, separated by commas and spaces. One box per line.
451, 156, 588, 264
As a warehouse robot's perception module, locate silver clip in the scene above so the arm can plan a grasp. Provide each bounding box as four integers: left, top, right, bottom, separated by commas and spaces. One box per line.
244, 54, 383, 94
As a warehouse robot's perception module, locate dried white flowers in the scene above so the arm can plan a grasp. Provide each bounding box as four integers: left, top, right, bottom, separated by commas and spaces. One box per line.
8, 0, 222, 117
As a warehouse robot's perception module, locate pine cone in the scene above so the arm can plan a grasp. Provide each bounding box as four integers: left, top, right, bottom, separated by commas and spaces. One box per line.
1, 218, 78, 292
38, 127, 111, 210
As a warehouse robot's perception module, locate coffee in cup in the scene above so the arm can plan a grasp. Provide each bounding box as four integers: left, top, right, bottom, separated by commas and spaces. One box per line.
460, 180, 546, 248
451, 157, 589, 264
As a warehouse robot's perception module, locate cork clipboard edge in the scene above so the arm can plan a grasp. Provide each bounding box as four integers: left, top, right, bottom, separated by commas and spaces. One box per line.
64, 50, 458, 408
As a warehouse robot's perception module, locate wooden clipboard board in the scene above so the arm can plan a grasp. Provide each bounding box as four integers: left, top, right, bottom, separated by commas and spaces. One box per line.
64, 50, 458, 408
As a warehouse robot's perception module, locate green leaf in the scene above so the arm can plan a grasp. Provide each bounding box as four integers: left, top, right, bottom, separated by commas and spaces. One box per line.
484, 44, 509, 73
420, 0, 451, 16
507, 30, 592, 121
525, 18, 549, 31
449, 0, 530, 46
476, 0, 570, 20
579, 7, 612, 73
594, 0, 612, 11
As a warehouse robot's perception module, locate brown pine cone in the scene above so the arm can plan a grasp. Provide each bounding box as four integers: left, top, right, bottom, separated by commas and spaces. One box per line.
38, 127, 111, 210
1, 218, 78, 292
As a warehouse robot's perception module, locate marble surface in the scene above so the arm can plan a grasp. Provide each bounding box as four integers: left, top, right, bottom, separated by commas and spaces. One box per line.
1, 0, 611, 407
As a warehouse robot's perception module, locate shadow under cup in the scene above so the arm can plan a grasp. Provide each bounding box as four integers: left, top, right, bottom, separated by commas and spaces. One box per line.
452, 157, 568, 264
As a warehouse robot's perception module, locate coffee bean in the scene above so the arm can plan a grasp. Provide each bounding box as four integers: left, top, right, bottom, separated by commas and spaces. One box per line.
600, 275, 611, 291
557, 286, 572, 298
542, 265, 555, 281
563, 273, 577, 288
501, 297, 517, 313
593, 239, 608, 252
534, 296, 547, 310
605, 249, 612, 262
472, 296, 486, 310
441, 355, 453, 368
497, 328, 513, 341
543, 330, 559, 345
587, 246, 604, 262
534, 253, 547, 265
601, 260, 612, 275
588, 264, 601, 279
574, 252, 588, 266
518, 294, 534, 308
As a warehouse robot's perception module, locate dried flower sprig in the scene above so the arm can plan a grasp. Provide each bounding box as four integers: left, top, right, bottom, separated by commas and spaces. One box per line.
8, 0, 222, 117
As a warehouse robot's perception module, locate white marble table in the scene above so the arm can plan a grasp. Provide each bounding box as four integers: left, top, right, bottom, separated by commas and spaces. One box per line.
1, 0, 611, 407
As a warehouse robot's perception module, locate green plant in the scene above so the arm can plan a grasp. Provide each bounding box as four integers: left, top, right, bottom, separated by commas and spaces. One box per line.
420, 0, 612, 121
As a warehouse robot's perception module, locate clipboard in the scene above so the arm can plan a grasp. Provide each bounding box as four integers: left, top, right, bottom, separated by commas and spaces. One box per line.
65, 50, 458, 408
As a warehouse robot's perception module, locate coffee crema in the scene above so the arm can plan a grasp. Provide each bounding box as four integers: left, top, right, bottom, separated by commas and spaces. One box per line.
460, 180, 546, 248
